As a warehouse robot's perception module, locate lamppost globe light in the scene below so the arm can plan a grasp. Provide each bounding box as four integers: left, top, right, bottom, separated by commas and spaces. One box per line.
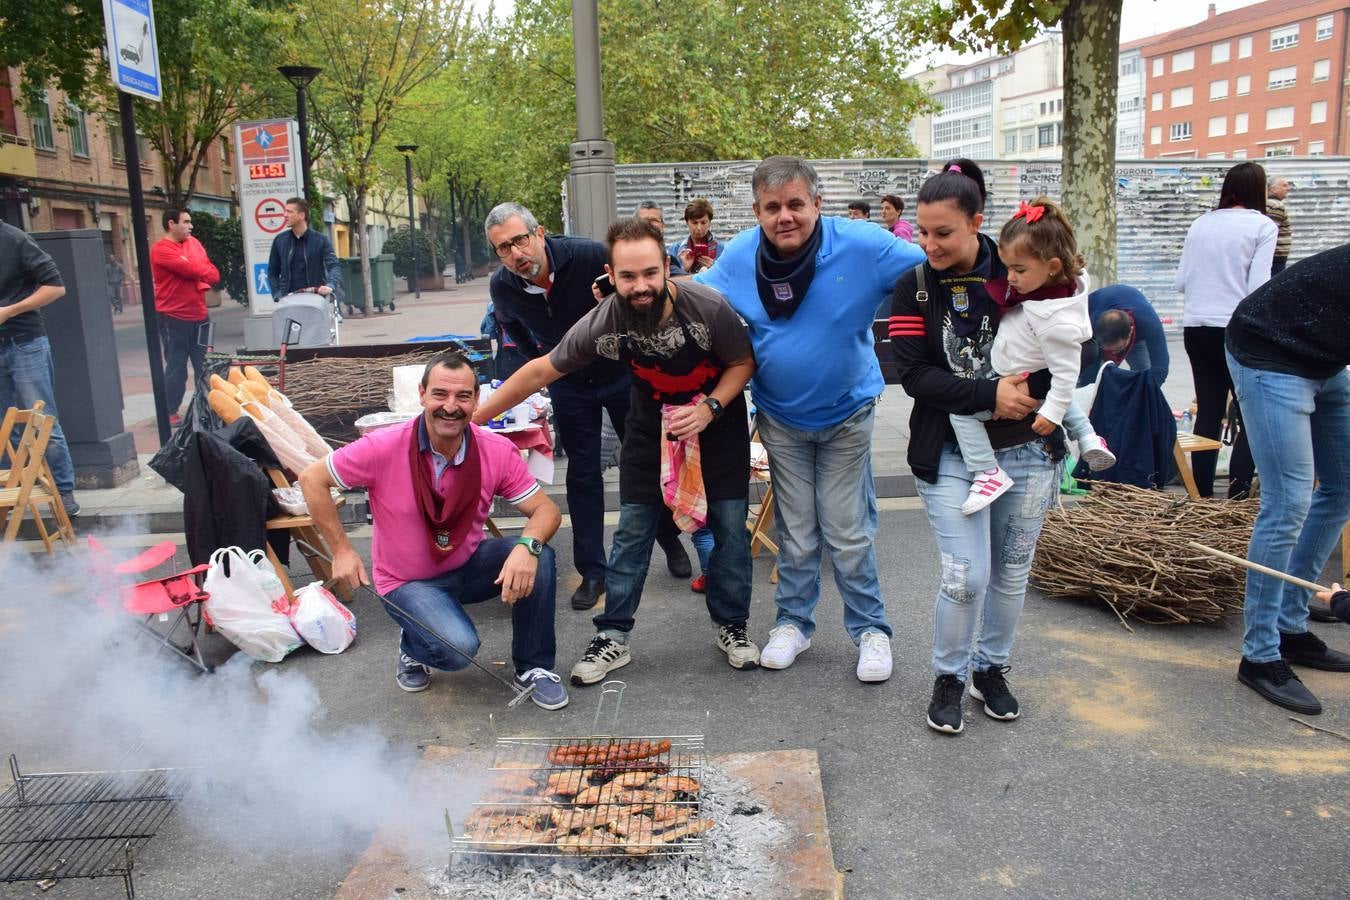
277, 65, 323, 89
277, 66, 322, 203
395, 143, 419, 155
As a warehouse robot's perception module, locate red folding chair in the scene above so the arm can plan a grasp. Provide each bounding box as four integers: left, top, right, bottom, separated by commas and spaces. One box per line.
87, 537, 214, 674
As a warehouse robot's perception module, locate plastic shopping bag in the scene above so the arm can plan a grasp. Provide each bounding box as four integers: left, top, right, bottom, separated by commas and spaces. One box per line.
203, 546, 303, 662
288, 582, 357, 654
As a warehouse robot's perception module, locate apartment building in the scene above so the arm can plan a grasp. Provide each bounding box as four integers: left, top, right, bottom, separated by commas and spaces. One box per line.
1140, 0, 1350, 159
1117, 45, 1147, 157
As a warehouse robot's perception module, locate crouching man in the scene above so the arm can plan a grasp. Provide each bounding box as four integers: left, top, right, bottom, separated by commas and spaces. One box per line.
299, 350, 568, 709
476, 217, 759, 684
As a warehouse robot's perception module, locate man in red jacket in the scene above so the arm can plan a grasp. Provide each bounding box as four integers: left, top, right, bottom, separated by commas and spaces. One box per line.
151, 208, 219, 424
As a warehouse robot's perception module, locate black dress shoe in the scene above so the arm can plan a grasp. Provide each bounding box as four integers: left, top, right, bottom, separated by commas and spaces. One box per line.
659, 539, 692, 578
1308, 603, 1340, 624
1238, 657, 1321, 715
570, 577, 606, 611
1280, 630, 1350, 671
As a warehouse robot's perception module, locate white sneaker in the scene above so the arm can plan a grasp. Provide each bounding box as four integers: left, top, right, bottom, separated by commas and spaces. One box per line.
1077, 434, 1117, 472
961, 466, 1014, 516
856, 631, 892, 683
760, 624, 810, 670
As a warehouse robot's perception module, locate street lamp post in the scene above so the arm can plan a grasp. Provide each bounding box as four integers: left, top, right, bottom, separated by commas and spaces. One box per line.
277, 65, 322, 202
395, 143, 420, 299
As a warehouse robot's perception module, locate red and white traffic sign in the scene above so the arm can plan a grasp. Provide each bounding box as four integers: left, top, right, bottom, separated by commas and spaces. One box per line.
254, 197, 287, 233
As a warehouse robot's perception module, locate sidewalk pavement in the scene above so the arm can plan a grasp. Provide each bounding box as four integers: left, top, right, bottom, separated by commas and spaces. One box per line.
73, 282, 1202, 534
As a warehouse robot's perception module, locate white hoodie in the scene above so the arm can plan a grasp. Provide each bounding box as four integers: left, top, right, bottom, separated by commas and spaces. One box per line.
990, 271, 1092, 427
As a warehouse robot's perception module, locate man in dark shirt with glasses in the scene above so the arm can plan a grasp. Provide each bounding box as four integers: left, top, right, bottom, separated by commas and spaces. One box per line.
486, 203, 692, 611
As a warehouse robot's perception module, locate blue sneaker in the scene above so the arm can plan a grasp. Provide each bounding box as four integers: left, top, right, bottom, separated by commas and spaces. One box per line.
396, 652, 432, 692
515, 668, 569, 710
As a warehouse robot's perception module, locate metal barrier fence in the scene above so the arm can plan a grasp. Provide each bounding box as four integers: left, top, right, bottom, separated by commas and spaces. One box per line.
603, 157, 1350, 326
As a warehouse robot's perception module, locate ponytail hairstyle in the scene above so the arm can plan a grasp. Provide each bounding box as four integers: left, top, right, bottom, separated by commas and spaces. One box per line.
916, 158, 987, 219
998, 196, 1084, 282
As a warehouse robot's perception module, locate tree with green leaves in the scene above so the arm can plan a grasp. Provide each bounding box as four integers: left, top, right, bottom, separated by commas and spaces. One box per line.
900, 0, 1124, 283
300, 0, 463, 313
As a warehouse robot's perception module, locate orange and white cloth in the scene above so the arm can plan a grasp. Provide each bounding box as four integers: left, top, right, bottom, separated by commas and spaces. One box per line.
660, 397, 708, 533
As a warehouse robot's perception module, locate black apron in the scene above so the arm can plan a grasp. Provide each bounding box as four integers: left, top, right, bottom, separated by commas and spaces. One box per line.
616, 303, 750, 504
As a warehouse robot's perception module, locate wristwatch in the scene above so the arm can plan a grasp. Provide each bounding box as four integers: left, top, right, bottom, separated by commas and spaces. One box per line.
516, 536, 545, 557
702, 397, 725, 421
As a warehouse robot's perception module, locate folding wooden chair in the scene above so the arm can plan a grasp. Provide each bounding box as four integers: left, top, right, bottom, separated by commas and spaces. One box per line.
1, 403, 75, 552
262, 466, 351, 603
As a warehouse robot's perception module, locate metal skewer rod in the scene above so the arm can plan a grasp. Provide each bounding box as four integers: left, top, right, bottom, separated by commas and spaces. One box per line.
1187, 541, 1333, 594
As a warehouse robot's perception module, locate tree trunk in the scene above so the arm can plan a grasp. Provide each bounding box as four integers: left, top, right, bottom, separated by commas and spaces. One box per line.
1061, 0, 1122, 285
357, 192, 374, 315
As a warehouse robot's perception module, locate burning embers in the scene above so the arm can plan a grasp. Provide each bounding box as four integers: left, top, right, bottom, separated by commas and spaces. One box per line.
451, 684, 709, 860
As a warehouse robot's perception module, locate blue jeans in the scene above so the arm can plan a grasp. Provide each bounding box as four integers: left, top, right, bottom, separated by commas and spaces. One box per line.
159, 315, 208, 413
595, 498, 751, 635
916, 441, 1060, 679
547, 375, 631, 580
1227, 351, 1350, 662
757, 402, 887, 644
691, 525, 713, 573
383, 538, 557, 674
0, 335, 76, 494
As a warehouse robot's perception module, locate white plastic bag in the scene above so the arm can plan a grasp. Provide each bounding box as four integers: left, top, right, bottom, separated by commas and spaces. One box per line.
203, 547, 303, 662
288, 582, 357, 654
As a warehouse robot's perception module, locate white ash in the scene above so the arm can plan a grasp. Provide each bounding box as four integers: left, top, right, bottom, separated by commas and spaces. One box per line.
426, 763, 788, 899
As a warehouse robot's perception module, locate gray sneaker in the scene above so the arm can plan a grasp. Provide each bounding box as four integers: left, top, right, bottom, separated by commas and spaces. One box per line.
570, 633, 631, 685
716, 623, 760, 669
396, 652, 432, 692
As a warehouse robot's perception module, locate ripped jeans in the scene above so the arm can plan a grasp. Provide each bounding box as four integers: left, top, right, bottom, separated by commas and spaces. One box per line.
915, 441, 1060, 679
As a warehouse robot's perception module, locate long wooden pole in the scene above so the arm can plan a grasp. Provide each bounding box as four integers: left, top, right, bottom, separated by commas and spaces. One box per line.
1187, 541, 1332, 593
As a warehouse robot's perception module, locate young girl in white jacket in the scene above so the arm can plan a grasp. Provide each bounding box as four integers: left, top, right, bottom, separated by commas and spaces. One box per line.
951, 197, 1115, 514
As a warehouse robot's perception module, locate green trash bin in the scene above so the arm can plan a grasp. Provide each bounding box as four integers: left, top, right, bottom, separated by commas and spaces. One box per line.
372, 253, 396, 311
336, 255, 397, 311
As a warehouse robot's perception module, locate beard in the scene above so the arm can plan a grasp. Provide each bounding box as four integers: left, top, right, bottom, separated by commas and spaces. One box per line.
617, 282, 668, 337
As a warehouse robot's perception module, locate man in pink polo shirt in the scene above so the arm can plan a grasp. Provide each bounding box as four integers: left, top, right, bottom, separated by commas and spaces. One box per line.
299, 351, 567, 708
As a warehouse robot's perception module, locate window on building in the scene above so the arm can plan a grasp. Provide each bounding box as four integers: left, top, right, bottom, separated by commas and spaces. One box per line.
1208, 116, 1227, 137
1120, 96, 1142, 113
1002, 107, 1018, 124
1152, 57, 1164, 77
1236, 74, 1251, 95
1238, 36, 1252, 58
1317, 15, 1333, 41
1206, 152, 1228, 159
1234, 112, 1249, 134
1232, 149, 1248, 158
1151, 91, 1163, 111
31, 91, 55, 150
220, 136, 230, 165
1171, 86, 1193, 107
1057, 98, 1063, 112
107, 120, 149, 162
1211, 42, 1231, 64
65, 101, 89, 157
1150, 125, 1162, 145
1313, 59, 1331, 82
1266, 106, 1295, 129
1021, 130, 1035, 151
1121, 57, 1139, 76
1210, 79, 1229, 100
1021, 103, 1035, 120
1311, 100, 1328, 124
1268, 66, 1297, 89
1038, 124, 1055, 147
998, 58, 1014, 74
1172, 50, 1195, 72
1264, 145, 1294, 157
1170, 122, 1192, 142
1004, 133, 1017, 154
1039, 101, 1047, 115
1270, 24, 1299, 51
1309, 140, 1326, 156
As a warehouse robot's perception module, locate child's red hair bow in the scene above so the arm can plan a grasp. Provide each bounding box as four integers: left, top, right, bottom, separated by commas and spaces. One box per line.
1013, 200, 1045, 223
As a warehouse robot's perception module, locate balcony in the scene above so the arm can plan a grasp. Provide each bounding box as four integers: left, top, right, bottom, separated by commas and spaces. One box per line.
0, 132, 36, 177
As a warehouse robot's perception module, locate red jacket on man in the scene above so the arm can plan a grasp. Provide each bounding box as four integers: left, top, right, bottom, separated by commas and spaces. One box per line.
151, 235, 219, 321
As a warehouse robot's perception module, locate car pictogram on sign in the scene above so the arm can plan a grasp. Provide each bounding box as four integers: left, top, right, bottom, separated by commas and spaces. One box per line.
255, 198, 287, 234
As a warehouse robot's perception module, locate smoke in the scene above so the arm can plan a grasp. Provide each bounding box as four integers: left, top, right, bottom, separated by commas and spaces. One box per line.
0, 538, 462, 858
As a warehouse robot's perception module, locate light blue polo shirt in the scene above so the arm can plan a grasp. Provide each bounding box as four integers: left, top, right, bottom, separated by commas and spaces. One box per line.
696, 215, 924, 430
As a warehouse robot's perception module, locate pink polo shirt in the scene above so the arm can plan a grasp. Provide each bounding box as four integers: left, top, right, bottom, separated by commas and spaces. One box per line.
327, 418, 539, 595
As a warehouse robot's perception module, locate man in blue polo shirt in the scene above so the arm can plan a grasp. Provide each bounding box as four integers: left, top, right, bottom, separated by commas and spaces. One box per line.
486, 203, 691, 611
695, 156, 925, 683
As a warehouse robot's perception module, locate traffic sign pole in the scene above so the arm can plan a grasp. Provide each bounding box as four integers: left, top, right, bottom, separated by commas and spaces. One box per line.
119, 91, 171, 446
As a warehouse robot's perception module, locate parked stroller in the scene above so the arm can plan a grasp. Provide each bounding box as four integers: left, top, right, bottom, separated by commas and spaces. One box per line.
271, 291, 340, 348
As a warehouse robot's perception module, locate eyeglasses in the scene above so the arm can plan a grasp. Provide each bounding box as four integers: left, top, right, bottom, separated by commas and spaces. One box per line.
492, 232, 534, 258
